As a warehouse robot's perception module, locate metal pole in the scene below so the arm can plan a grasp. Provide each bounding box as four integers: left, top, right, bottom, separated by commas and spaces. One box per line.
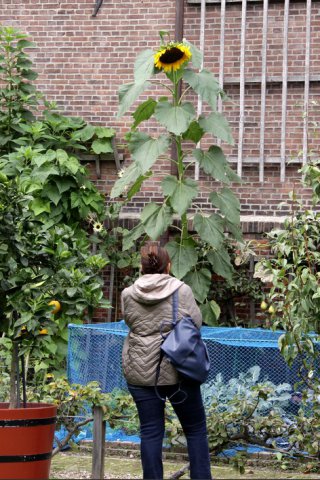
259, 0, 269, 183
195, 0, 206, 181
302, 0, 312, 165
218, 0, 226, 117
280, 0, 290, 182
237, 0, 247, 178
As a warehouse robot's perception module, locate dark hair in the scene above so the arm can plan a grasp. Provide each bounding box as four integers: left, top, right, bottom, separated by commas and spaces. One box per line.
140, 241, 170, 274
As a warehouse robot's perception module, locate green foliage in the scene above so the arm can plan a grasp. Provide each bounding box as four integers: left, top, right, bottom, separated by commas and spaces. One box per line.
255, 160, 320, 458
0, 26, 115, 404
26, 377, 139, 455
109, 32, 242, 322
0, 27, 40, 153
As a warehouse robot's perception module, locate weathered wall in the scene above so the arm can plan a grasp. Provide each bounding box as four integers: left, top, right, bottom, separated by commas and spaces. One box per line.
2, 0, 320, 322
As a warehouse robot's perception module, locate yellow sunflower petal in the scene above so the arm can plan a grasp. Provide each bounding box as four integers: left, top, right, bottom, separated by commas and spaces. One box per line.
154, 43, 192, 72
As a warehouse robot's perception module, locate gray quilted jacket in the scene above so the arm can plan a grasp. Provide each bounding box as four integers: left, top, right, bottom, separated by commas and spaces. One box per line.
121, 274, 202, 386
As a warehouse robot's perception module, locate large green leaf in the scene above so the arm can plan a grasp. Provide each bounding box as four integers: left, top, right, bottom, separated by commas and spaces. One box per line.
132, 98, 157, 129
30, 164, 59, 183
44, 184, 61, 206
183, 268, 211, 303
193, 146, 231, 183
161, 175, 198, 216
210, 187, 240, 225
110, 162, 143, 198
65, 156, 81, 175
118, 82, 150, 117
91, 138, 113, 154
30, 198, 51, 216
78, 124, 95, 142
165, 241, 198, 279
17, 39, 36, 50
122, 223, 145, 251
184, 40, 202, 70
200, 301, 221, 326
183, 69, 220, 110
182, 120, 204, 144
193, 213, 225, 248
94, 127, 115, 139
54, 177, 77, 194
56, 149, 69, 166
207, 248, 234, 281
225, 220, 243, 242
126, 170, 152, 201
128, 131, 170, 170
225, 165, 242, 183
154, 101, 195, 136
134, 49, 156, 84
140, 203, 173, 240
199, 112, 234, 145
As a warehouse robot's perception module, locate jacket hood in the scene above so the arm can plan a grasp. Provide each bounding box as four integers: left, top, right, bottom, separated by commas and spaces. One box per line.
130, 274, 183, 304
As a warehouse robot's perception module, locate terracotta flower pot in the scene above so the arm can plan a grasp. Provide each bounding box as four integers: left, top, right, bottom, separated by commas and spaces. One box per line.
0, 402, 57, 479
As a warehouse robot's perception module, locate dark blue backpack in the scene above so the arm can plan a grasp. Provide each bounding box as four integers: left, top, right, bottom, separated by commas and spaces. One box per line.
155, 289, 210, 386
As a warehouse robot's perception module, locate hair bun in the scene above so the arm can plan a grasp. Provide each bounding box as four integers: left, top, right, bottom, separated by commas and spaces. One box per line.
148, 252, 159, 268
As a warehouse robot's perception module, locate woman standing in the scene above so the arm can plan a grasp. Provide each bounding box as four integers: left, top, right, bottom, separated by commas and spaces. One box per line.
121, 242, 212, 480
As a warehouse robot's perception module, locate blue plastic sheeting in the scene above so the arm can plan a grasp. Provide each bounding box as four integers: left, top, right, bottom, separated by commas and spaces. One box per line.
68, 323, 300, 393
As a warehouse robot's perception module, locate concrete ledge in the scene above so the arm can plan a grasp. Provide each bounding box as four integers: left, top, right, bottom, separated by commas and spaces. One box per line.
117, 212, 288, 235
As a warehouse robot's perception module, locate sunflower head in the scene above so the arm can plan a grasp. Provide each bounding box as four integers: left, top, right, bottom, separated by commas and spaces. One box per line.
154, 42, 192, 73
93, 221, 104, 233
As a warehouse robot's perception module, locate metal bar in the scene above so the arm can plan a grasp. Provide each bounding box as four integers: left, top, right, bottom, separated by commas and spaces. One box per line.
259, 0, 269, 183
280, 0, 290, 182
195, 0, 206, 181
237, 0, 247, 177
303, 0, 312, 165
218, 0, 226, 115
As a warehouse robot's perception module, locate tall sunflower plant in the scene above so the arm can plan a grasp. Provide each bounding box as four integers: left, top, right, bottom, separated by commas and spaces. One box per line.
111, 32, 242, 325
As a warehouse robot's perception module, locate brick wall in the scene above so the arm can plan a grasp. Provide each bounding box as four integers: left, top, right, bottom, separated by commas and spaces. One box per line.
2, 0, 320, 321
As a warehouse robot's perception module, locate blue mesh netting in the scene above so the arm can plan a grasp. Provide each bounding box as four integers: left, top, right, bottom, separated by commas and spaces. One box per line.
67, 322, 301, 401
66, 322, 306, 448
68, 321, 298, 392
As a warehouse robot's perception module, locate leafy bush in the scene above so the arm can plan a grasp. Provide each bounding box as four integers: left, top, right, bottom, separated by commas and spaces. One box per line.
0, 26, 114, 406
255, 160, 320, 458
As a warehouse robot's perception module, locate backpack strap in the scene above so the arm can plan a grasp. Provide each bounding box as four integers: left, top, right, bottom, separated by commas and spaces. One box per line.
154, 288, 180, 400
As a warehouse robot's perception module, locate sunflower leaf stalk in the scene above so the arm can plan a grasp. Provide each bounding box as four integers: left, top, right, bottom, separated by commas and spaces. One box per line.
111, 32, 242, 324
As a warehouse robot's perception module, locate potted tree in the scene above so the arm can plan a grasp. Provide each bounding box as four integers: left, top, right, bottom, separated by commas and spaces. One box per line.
0, 26, 111, 479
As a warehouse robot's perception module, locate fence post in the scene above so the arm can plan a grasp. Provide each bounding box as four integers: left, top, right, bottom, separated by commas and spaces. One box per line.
92, 406, 106, 479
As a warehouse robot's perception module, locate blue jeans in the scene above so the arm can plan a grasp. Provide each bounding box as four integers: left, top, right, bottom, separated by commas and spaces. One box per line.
128, 381, 212, 480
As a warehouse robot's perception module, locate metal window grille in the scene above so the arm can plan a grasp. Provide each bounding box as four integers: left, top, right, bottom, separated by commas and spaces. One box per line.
189, 0, 317, 182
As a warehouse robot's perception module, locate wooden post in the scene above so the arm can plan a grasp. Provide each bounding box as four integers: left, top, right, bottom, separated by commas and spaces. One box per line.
171, 0, 185, 179
92, 406, 106, 480
175, 0, 185, 42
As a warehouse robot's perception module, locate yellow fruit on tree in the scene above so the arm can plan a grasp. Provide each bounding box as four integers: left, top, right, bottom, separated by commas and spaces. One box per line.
48, 300, 61, 314
39, 328, 48, 335
268, 305, 276, 314
260, 300, 268, 310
